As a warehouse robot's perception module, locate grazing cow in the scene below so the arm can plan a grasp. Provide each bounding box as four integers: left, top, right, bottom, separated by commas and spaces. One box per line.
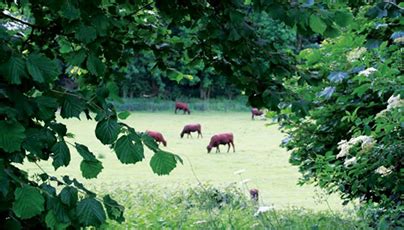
251, 108, 264, 120
146, 130, 167, 147
175, 102, 191, 114
181, 123, 202, 138
249, 188, 259, 202
207, 133, 235, 153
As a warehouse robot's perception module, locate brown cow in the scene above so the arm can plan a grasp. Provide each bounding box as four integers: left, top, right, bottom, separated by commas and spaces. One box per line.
207, 133, 235, 153
175, 102, 191, 114
146, 130, 167, 147
181, 123, 202, 138
251, 108, 264, 120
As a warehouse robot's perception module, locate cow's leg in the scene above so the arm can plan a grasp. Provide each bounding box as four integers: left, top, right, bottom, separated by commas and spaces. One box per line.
252, 114, 254, 120
175, 108, 178, 114
231, 141, 235, 152
216, 146, 220, 153
227, 143, 231, 153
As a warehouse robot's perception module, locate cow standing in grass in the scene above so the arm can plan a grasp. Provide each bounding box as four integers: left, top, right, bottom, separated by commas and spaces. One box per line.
181, 123, 202, 138
146, 130, 167, 147
251, 108, 264, 120
175, 102, 191, 114
207, 133, 235, 153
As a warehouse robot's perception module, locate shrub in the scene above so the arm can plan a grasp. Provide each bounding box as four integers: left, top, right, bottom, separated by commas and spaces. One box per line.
278, 3, 403, 227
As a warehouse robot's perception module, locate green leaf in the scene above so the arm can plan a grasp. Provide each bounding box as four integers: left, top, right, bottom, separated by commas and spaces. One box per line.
114, 135, 144, 164
103, 195, 125, 223
150, 150, 180, 175
75, 143, 96, 161
80, 160, 103, 179
65, 50, 86, 66
334, 10, 353, 27
75, 25, 97, 44
0, 121, 25, 152
106, 81, 120, 101
86, 53, 105, 76
26, 53, 60, 83
45, 210, 69, 230
92, 14, 110, 36
35, 96, 59, 121
142, 134, 158, 151
118, 111, 131, 120
309, 14, 327, 34
59, 186, 78, 207
59, 1, 80, 21
0, 56, 26, 84
95, 118, 120, 144
51, 141, 71, 170
60, 95, 86, 119
76, 198, 106, 227
12, 186, 45, 219
353, 83, 370, 97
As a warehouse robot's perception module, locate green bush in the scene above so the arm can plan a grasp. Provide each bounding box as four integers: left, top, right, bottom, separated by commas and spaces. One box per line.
278, 4, 403, 228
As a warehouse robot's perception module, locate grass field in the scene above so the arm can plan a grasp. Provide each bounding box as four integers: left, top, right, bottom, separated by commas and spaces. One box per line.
22, 112, 349, 211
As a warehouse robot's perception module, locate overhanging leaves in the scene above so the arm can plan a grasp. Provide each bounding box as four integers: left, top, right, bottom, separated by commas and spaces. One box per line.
0, 56, 26, 84
26, 53, 60, 83
0, 121, 25, 152
95, 118, 120, 145
150, 150, 182, 175
12, 186, 45, 219
114, 135, 144, 164
103, 195, 125, 223
51, 141, 71, 170
60, 95, 86, 119
76, 198, 106, 227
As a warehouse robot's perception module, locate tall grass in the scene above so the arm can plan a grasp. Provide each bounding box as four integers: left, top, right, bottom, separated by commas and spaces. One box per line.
113, 97, 249, 112
101, 185, 370, 230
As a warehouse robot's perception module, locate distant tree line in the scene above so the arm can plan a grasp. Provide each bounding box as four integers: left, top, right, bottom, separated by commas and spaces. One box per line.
118, 12, 296, 100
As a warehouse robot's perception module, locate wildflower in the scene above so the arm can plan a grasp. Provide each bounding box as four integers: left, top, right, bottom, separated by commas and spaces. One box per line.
234, 169, 246, 175
358, 67, 377, 77
344, 157, 357, 167
254, 206, 272, 216
375, 166, 393, 176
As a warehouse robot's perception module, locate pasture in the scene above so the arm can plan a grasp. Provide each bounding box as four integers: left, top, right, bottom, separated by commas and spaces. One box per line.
22, 112, 347, 211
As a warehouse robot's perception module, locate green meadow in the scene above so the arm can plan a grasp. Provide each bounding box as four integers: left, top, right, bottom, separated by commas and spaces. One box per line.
22, 112, 348, 211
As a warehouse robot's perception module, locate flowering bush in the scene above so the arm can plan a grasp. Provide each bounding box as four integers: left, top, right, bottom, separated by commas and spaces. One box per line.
278, 4, 403, 227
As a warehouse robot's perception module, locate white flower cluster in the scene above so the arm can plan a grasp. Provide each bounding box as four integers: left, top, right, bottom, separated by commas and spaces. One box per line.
337, 136, 375, 167
386, 95, 403, 110
344, 157, 357, 167
347, 47, 367, 62
376, 94, 403, 117
337, 136, 375, 159
358, 67, 377, 77
375, 166, 394, 177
